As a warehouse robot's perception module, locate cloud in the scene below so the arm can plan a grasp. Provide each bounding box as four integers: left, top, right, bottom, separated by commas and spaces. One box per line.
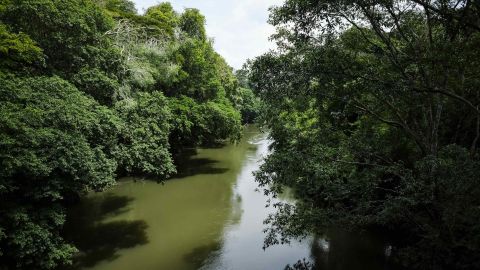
132, 0, 283, 69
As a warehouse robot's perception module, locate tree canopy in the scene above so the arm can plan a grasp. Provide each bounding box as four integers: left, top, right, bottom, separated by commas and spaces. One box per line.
0, 1, 258, 269
250, 0, 480, 269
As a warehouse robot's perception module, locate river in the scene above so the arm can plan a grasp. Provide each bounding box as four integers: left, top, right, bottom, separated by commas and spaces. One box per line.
62, 126, 394, 270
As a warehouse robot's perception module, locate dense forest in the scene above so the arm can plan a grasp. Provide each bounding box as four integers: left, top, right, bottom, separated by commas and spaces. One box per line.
249, 0, 480, 269
2, 0, 480, 269
0, 0, 259, 269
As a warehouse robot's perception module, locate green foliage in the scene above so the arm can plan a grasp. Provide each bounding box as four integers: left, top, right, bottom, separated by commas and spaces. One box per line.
0, 74, 119, 269
115, 92, 176, 179
386, 146, 480, 269
106, 9, 243, 146
198, 100, 242, 144
0, 0, 121, 77
215, 55, 239, 101
170, 38, 224, 100
168, 95, 202, 148
168, 96, 242, 148
235, 68, 250, 89
251, 0, 480, 269
3, 206, 78, 270
233, 67, 261, 123
0, 1, 248, 268
71, 68, 120, 106
168, 38, 241, 105
169, 9, 226, 103
103, 0, 137, 15
113, 23, 179, 92
145, 2, 178, 37
0, 23, 44, 71
235, 87, 261, 124
179, 8, 207, 41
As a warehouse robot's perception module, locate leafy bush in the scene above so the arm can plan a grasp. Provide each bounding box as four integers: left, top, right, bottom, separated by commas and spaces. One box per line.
235, 87, 261, 124
115, 92, 176, 179
198, 100, 242, 144
168, 96, 242, 148
72, 68, 120, 106
0, 23, 44, 71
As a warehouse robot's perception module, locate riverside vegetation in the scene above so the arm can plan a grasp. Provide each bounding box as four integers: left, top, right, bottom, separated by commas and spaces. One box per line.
1, 0, 480, 270
249, 0, 480, 269
0, 1, 259, 269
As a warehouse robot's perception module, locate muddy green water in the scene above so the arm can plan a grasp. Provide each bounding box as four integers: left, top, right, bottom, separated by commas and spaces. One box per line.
63, 126, 394, 270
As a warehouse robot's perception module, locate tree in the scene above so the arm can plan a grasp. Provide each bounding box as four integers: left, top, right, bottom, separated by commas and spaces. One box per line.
115, 92, 176, 179
0, 0, 124, 79
267, 0, 480, 155
71, 68, 120, 106
145, 2, 178, 37
235, 87, 261, 124
104, 0, 137, 14
0, 1, 245, 268
250, 0, 480, 269
0, 23, 44, 72
0, 74, 119, 269
179, 8, 207, 41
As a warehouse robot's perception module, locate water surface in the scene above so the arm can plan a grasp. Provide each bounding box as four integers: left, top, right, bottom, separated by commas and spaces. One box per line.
63, 126, 394, 270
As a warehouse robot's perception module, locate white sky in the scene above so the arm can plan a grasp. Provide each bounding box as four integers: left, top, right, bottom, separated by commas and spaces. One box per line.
132, 0, 283, 69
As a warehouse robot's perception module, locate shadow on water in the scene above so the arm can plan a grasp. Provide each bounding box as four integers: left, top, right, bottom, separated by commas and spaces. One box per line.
183, 241, 223, 269
288, 231, 402, 270
62, 195, 148, 269
173, 149, 229, 179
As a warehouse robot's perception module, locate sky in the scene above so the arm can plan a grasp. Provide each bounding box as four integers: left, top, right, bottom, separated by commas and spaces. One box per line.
132, 0, 284, 69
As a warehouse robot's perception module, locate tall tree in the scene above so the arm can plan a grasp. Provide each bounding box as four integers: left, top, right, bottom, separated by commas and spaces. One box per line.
145, 2, 179, 37
250, 0, 480, 269
179, 8, 207, 41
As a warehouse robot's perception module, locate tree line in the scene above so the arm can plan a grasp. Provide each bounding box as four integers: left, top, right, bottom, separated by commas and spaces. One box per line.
249, 0, 480, 269
0, 0, 259, 269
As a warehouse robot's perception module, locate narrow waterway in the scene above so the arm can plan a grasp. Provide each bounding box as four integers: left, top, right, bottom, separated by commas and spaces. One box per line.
63, 126, 393, 270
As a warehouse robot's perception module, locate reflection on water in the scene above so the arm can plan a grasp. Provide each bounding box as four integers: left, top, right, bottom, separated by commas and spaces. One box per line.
311, 231, 399, 270
62, 126, 396, 270
62, 195, 148, 269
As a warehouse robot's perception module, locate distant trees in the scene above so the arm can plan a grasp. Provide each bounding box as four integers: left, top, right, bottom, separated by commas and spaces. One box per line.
0, 0, 257, 268
250, 0, 480, 269
235, 87, 261, 124
234, 68, 261, 123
